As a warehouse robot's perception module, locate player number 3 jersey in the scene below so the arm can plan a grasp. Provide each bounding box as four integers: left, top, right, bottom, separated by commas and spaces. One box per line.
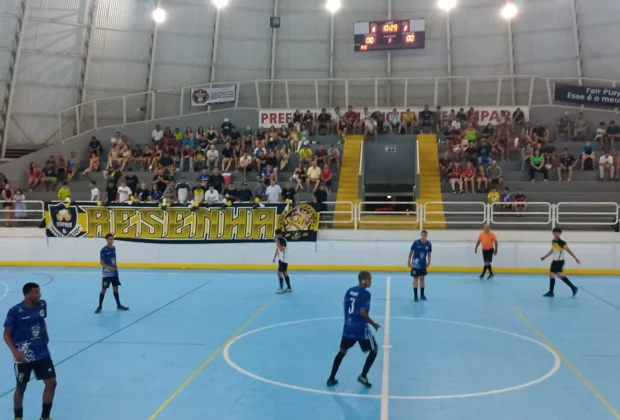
342, 286, 372, 340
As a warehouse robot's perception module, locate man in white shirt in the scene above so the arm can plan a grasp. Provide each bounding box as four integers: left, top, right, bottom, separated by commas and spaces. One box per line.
364, 118, 377, 142
306, 160, 322, 192
151, 124, 164, 144
205, 184, 221, 205
116, 179, 132, 203
206, 145, 219, 170
239, 151, 253, 182
599, 151, 615, 181
266, 178, 282, 203
90, 181, 100, 202
174, 177, 190, 204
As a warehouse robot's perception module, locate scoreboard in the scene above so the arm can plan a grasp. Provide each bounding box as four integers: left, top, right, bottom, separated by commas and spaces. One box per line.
354, 19, 426, 52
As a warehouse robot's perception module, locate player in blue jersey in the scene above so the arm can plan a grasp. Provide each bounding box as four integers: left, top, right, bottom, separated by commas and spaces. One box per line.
3, 282, 57, 420
95, 233, 129, 314
408, 230, 432, 301
327, 271, 380, 388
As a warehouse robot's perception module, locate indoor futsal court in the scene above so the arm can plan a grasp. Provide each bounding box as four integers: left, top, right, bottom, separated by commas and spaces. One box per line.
0, 267, 618, 420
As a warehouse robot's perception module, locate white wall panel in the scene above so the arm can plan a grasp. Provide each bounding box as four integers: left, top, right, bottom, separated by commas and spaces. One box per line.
577, 0, 620, 79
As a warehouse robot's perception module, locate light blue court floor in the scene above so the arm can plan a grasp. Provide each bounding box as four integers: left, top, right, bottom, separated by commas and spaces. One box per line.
0, 268, 619, 420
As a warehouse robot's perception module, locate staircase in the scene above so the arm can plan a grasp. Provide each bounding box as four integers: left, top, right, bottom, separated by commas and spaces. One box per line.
333, 135, 363, 228
417, 134, 446, 229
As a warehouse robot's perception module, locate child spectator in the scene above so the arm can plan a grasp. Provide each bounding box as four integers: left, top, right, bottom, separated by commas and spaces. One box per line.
487, 186, 500, 204
57, 182, 71, 202
500, 188, 514, 211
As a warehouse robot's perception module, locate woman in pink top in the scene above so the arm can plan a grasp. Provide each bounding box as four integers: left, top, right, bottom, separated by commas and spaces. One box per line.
27, 162, 45, 191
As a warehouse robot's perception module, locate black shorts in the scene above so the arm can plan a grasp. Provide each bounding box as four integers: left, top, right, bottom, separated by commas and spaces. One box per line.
482, 249, 494, 263
340, 336, 378, 353
102, 276, 121, 289
550, 260, 565, 274
278, 261, 288, 273
411, 268, 427, 277
15, 356, 56, 384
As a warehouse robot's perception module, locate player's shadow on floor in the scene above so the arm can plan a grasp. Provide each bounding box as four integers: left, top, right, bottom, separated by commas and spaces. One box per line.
399, 302, 429, 318
332, 395, 377, 420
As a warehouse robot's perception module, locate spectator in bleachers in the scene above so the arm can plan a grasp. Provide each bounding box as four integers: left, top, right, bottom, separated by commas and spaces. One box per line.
388, 108, 401, 134
363, 117, 377, 142
321, 164, 333, 194
223, 182, 239, 203
221, 142, 234, 172
181, 145, 194, 172
124, 170, 139, 195
232, 144, 242, 170
595, 122, 606, 145
529, 149, 548, 181
266, 178, 282, 203
239, 151, 252, 181
174, 177, 190, 204
89, 136, 103, 157
42, 162, 58, 191
487, 186, 499, 205
512, 108, 526, 132
151, 124, 164, 146
107, 144, 121, 170
307, 161, 322, 192
195, 126, 205, 143
481, 123, 495, 142
266, 150, 279, 175
402, 109, 417, 134
515, 189, 527, 215
161, 126, 174, 151
207, 145, 219, 170
317, 108, 331, 135
192, 179, 207, 203
104, 180, 117, 205
254, 148, 267, 173
477, 140, 492, 167
500, 188, 514, 211
137, 146, 152, 172
599, 151, 615, 181
520, 122, 533, 145
56, 155, 67, 181
282, 182, 297, 203
27, 162, 45, 191
434, 106, 444, 132
116, 179, 132, 203
206, 124, 219, 145
331, 107, 342, 135
556, 112, 572, 141
110, 131, 122, 145
452, 133, 467, 161
278, 125, 290, 149
299, 144, 313, 166
449, 162, 463, 194
135, 182, 149, 202
173, 128, 183, 145
209, 167, 224, 194
279, 145, 290, 171
439, 151, 452, 182
532, 121, 548, 143
293, 162, 307, 191
419, 105, 433, 130
328, 145, 341, 170
606, 120, 620, 151
2, 183, 14, 226
152, 168, 170, 194
13, 189, 26, 223
132, 143, 143, 167
221, 118, 234, 142
462, 162, 476, 193
580, 140, 596, 170
464, 122, 478, 146
230, 127, 241, 147
574, 112, 588, 141
261, 163, 276, 186
476, 165, 489, 193
120, 143, 133, 171
292, 110, 302, 131
303, 110, 316, 135
557, 148, 576, 182
344, 105, 358, 134
315, 144, 327, 167
298, 124, 311, 150
289, 126, 301, 152
496, 124, 511, 161
160, 150, 176, 174
149, 185, 163, 203
162, 182, 175, 203
240, 125, 253, 151
456, 108, 468, 128
239, 182, 253, 202
181, 133, 195, 150
444, 124, 459, 151
486, 161, 503, 187
313, 182, 330, 220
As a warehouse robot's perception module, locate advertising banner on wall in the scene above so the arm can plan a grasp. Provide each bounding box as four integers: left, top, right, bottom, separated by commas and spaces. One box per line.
258, 106, 529, 128
554, 84, 620, 108
190, 86, 236, 106
45, 202, 319, 243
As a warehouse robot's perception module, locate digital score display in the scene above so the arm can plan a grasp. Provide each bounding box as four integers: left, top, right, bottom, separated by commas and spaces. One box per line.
354, 19, 426, 52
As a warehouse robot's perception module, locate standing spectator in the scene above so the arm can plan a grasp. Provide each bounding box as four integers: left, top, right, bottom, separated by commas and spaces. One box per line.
439, 151, 452, 182
307, 161, 322, 192
292, 110, 303, 131
13, 189, 26, 223
449, 162, 463, 194
116, 179, 132, 203
580, 140, 596, 170
207, 145, 219, 170
125, 170, 139, 194
90, 181, 100, 202
221, 118, 234, 142
209, 167, 225, 194
89, 136, 103, 157
239, 182, 253, 202
462, 162, 476, 193
313, 182, 330, 226
599, 151, 615, 181
2, 183, 13, 226
529, 149, 548, 181
57, 182, 71, 202
557, 148, 576, 182
205, 184, 220, 204
152, 124, 164, 146
512, 108, 526, 132
282, 182, 296, 203
174, 177, 190, 204
104, 180, 117, 205
317, 108, 331, 135
606, 120, 620, 151
485, 161, 503, 187
266, 179, 282, 203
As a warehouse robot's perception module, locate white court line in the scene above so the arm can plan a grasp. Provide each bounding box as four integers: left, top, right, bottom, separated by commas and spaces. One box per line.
380, 276, 392, 420
0, 281, 9, 304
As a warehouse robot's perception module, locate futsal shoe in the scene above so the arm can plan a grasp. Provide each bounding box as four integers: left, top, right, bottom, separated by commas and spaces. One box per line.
487, 275, 494, 280
94, 306, 102, 314
276, 288, 286, 294
543, 291, 554, 298
572, 287, 579, 297
479, 274, 485, 279
285, 288, 292, 293
357, 375, 372, 388
421, 295, 427, 301
117, 305, 129, 311
326, 377, 338, 387
414, 296, 419, 302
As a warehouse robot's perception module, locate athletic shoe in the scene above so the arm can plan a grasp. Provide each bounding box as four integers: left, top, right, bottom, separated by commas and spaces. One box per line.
421, 295, 427, 301
326, 377, 338, 387
285, 288, 292, 293
543, 292, 554, 298
276, 288, 286, 294
94, 306, 102, 314
572, 287, 579, 297
414, 296, 419, 302
479, 274, 485, 279
487, 275, 494, 280
117, 305, 129, 311
357, 375, 372, 388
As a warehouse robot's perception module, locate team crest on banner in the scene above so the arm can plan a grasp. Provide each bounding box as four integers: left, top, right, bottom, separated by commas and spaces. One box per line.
278, 203, 319, 241
46, 203, 82, 237
191, 89, 209, 105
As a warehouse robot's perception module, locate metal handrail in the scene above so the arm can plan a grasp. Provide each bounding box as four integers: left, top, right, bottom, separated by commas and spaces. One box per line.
423, 201, 487, 225
556, 202, 619, 226
357, 202, 419, 225
489, 201, 552, 225
322, 201, 354, 225
0, 200, 45, 222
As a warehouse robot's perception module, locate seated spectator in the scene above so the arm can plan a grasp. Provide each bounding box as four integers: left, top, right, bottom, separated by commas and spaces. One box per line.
595, 121, 606, 145
261, 164, 276, 185
580, 140, 596, 170
317, 108, 331, 135
344, 105, 359, 134
205, 184, 220, 204
229, 127, 241, 147
476, 164, 488, 192
371, 108, 385, 134
162, 183, 175, 203
239, 182, 253, 202
222, 182, 239, 203
293, 161, 308, 191
599, 151, 615, 181
529, 149, 548, 181
152, 124, 164, 146
173, 128, 183, 144
192, 179, 207, 203
152, 168, 170, 194
56, 155, 67, 181
477, 140, 492, 167
403, 109, 417, 134
434, 106, 444, 132
289, 127, 301, 152
110, 131, 122, 146
606, 120, 620, 151
485, 161, 503, 187
495, 124, 510, 161
265, 150, 279, 173
532, 121, 548, 143
149, 145, 163, 171
363, 117, 377, 142
89, 136, 103, 157
2, 183, 14, 226
456, 108, 468, 127
388, 108, 401, 134
500, 188, 514, 211
449, 162, 463, 194
27, 162, 45, 191
299, 144, 313, 166
557, 148, 576, 182
162, 126, 175, 150
307, 161, 322, 192
315, 145, 327, 167
321, 164, 333, 193
135, 182, 150, 202
464, 122, 478, 146
120, 143, 133, 171
512, 108, 526, 132
573, 112, 588, 141
487, 186, 500, 204
515, 188, 527, 215
419, 105, 433, 129
520, 122, 533, 145
439, 151, 452, 182
221, 142, 234, 172
42, 162, 58, 191
444, 125, 460, 151
328, 145, 341, 170
331, 107, 342, 135
148, 185, 163, 203
541, 141, 556, 166
125, 170, 139, 194
116, 179, 132, 203
556, 112, 572, 142
467, 107, 477, 127
298, 124, 310, 151
282, 182, 297, 203
195, 126, 205, 143
207, 145, 219, 170
254, 148, 267, 173
181, 134, 195, 150
278, 125, 291, 149
107, 144, 122, 170
303, 110, 316, 135
266, 178, 282, 203
279, 145, 290, 171
221, 118, 234, 142
481, 123, 495, 142
462, 162, 476, 193
174, 177, 190, 204
238, 151, 253, 182
159, 151, 176, 175
193, 146, 205, 171
104, 180, 117, 205
521, 143, 533, 171
241, 126, 254, 150
206, 124, 220, 145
